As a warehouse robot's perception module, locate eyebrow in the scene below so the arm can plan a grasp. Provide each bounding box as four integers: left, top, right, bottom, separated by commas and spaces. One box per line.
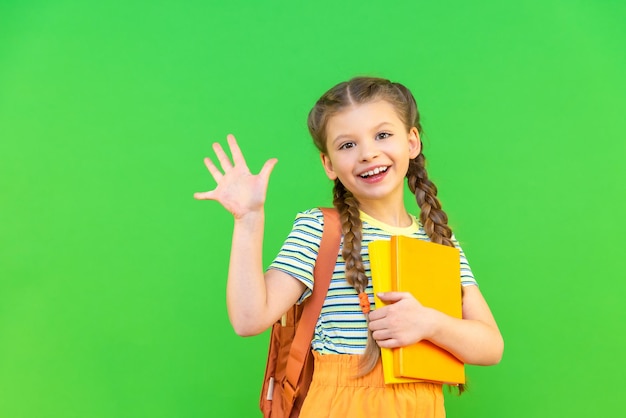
331, 121, 395, 145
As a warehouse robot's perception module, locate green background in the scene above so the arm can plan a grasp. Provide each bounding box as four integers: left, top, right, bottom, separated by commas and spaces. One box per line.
1, 0, 624, 417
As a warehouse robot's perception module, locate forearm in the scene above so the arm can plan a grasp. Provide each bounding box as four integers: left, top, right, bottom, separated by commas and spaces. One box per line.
226, 210, 269, 336
429, 310, 503, 366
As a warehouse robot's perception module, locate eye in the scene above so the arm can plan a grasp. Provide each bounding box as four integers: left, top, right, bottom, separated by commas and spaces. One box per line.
338, 142, 356, 150
376, 132, 392, 140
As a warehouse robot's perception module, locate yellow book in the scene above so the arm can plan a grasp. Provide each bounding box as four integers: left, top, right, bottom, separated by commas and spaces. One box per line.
369, 236, 465, 385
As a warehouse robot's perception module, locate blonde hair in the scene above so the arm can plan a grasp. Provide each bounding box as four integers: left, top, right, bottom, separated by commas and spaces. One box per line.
307, 77, 456, 376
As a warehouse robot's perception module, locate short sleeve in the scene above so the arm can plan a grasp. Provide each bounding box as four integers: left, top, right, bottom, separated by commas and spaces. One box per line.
451, 235, 478, 287
267, 209, 325, 297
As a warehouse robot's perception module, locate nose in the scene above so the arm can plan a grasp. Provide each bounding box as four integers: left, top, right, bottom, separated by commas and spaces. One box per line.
359, 140, 380, 162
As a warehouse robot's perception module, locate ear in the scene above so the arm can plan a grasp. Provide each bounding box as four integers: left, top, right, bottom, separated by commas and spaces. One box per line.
320, 153, 338, 180
408, 127, 421, 159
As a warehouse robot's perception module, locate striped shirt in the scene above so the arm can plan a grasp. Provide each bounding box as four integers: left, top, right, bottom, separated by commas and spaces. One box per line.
268, 208, 477, 355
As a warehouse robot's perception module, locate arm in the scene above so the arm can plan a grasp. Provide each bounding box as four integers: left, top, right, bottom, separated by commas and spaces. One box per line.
369, 286, 503, 365
195, 134, 305, 336
227, 212, 306, 336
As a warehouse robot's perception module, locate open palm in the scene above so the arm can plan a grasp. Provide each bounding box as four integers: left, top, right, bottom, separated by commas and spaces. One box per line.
194, 134, 277, 219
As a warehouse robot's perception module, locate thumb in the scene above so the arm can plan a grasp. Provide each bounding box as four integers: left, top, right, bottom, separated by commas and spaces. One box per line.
259, 158, 278, 180
194, 190, 216, 200
376, 291, 410, 303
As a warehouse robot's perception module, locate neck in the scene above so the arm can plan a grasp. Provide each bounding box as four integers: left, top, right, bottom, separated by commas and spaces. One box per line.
358, 200, 413, 227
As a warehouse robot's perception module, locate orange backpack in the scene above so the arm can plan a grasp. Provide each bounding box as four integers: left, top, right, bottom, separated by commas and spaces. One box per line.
259, 208, 341, 418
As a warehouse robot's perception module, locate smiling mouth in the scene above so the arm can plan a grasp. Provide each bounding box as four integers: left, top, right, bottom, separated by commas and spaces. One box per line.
359, 166, 389, 178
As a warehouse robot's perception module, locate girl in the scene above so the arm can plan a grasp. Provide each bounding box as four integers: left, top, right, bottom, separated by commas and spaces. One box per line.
195, 77, 503, 417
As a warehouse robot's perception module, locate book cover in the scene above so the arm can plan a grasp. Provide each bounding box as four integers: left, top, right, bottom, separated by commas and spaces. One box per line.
369, 236, 465, 385
369, 240, 421, 384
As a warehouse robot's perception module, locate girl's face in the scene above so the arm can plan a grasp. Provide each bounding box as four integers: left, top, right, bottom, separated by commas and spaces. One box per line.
321, 100, 420, 208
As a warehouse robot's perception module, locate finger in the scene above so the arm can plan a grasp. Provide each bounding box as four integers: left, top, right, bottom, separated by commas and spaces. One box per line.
368, 307, 386, 322
371, 328, 391, 341
368, 318, 389, 332
258, 158, 278, 180
376, 292, 410, 303
193, 190, 216, 200
376, 338, 401, 349
212, 142, 234, 173
203, 157, 223, 181
226, 134, 249, 169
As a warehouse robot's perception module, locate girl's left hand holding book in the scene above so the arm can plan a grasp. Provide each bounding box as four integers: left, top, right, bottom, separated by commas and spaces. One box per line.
369, 291, 440, 348
369, 287, 503, 366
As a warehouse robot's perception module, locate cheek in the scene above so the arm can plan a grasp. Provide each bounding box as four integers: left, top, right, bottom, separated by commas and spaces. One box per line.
394, 154, 411, 176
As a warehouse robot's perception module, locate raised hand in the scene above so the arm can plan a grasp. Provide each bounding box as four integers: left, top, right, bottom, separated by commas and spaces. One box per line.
194, 134, 278, 219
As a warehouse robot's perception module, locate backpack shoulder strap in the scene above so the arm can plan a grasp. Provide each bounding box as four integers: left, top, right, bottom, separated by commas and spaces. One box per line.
282, 207, 341, 399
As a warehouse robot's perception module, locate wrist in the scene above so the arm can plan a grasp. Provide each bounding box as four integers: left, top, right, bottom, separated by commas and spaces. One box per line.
425, 307, 447, 342
233, 208, 265, 226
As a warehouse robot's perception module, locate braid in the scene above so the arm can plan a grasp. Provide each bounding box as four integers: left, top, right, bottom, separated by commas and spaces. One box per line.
333, 180, 367, 292
406, 153, 454, 248
333, 180, 380, 376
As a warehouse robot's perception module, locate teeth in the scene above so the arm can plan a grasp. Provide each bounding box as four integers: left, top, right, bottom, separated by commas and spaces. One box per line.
360, 166, 388, 178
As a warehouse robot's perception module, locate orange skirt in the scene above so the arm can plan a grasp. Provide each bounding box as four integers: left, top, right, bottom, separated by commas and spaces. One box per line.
299, 351, 445, 418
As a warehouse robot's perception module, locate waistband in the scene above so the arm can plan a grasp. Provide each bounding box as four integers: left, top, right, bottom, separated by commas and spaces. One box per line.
311, 351, 389, 388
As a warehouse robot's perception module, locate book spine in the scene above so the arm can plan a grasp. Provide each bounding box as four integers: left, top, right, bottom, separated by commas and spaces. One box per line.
389, 235, 403, 376
389, 235, 399, 292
